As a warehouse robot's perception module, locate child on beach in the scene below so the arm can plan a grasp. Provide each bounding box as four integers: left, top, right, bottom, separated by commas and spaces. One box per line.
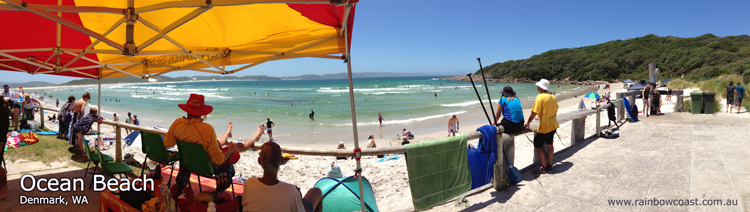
378, 113, 383, 127
125, 112, 132, 134
525, 79, 559, 174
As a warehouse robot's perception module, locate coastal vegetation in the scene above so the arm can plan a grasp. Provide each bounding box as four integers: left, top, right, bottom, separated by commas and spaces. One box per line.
669, 74, 749, 112
478, 34, 750, 82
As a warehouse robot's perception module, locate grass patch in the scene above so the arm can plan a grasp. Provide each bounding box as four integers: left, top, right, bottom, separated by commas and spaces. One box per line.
667, 79, 697, 90
697, 74, 746, 94
683, 99, 692, 113
6, 120, 145, 175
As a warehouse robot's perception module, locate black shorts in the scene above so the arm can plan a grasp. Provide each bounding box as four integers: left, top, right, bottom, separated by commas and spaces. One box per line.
533, 130, 556, 148
302, 199, 314, 212
499, 118, 525, 134
736, 98, 743, 106
727, 98, 734, 105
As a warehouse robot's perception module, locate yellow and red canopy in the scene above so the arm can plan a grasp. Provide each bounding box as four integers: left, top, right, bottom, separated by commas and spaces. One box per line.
0, 0, 356, 79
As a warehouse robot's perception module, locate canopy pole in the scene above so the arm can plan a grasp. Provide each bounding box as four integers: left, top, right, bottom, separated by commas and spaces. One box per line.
55, 0, 61, 72
97, 68, 102, 162
342, 4, 365, 211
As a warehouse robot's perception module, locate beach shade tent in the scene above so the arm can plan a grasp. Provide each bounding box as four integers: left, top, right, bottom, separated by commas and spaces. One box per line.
623, 79, 634, 83
314, 176, 379, 212
583, 92, 601, 99
627, 82, 647, 91
0, 1, 369, 211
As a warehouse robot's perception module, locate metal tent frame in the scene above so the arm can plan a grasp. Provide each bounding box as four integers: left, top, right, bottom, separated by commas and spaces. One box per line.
0, 0, 367, 211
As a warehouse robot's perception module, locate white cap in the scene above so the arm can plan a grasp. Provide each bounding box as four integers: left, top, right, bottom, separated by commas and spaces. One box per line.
536, 79, 550, 91
339, 141, 344, 144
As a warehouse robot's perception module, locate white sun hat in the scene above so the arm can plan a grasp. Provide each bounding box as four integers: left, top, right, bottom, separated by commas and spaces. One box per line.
536, 79, 550, 91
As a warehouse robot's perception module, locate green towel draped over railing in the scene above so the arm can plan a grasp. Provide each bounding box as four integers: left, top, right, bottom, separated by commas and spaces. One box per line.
406, 135, 472, 211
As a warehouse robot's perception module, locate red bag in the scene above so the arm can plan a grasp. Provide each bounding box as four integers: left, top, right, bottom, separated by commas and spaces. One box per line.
220, 146, 240, 165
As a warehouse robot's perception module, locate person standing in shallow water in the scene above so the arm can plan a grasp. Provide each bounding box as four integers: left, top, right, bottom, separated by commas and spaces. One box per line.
378, 113, 383, 127
266, 118, 275, 141
447, 115, 459, 137
309, 110, 314, 120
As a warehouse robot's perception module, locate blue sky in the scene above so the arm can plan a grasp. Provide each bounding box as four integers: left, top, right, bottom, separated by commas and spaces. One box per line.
3, 0, 749, 84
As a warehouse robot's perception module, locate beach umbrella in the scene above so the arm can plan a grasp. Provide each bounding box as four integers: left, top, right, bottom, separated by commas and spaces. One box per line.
623, 79, 634, 83
584, 92, 601, 99
0, 1, 366, 211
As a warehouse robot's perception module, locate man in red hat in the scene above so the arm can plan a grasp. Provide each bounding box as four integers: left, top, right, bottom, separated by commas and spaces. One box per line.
164, 93, 264, 198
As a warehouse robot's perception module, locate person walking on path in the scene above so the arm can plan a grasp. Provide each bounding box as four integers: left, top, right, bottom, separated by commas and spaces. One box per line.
447, 115, 460, 137
266, 118, 275, 141
642, 82, 652, 117
525, 79, 559, 174
734, 82, 747, 114
494, 86, 525, 134
723, 81, 736, 113
378, 113, 383, 127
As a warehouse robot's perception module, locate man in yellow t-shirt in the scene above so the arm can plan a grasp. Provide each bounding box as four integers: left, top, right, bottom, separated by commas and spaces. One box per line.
525, 79, 559, 174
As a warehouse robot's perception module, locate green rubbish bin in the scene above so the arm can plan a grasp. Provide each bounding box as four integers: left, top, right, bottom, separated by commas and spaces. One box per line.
703, 92, 716, 114
690, 92, 703, 114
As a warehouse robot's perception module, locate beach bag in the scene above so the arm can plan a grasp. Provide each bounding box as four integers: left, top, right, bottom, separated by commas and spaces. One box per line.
327, 164, 345, 178
630, 103, 638, 117
21, 132, 39, 144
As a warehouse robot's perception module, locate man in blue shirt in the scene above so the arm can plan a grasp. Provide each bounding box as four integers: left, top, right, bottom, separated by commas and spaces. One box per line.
494, 86, 525, 134
734, 82, 748, 114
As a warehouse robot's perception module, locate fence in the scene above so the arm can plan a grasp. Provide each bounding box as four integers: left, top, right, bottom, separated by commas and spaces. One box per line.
39, 103, 609, 202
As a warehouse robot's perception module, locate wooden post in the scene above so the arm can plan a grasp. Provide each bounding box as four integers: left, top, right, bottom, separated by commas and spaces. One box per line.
115, 125, 122, 162
571, 117, 585, 144
39, 107, 45, 129
494, 128, 504, 191
616, 92, 625, 122
596, 106, 601, 137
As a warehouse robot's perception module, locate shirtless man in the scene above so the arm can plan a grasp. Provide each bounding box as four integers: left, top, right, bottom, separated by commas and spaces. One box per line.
448, 115, 459, 137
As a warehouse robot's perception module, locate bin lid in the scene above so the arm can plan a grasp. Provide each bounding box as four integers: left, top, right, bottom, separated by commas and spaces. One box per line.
703, 92, 716, 95
690, 92, 704, 95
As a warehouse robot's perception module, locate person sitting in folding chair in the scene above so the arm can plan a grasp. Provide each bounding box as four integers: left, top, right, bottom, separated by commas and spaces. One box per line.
164, 93, 263, 198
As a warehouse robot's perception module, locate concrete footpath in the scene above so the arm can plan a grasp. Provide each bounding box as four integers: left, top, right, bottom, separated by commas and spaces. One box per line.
431, 112, 750, 212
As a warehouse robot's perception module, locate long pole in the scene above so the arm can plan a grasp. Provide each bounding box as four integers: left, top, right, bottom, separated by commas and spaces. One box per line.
342, 4, 366, 212
477, 58, 497, 125
467, 74, 493, 125
97, 69, 101, 156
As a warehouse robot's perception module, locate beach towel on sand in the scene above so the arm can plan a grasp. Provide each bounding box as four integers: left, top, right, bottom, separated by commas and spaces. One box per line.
406, 135, 471, 211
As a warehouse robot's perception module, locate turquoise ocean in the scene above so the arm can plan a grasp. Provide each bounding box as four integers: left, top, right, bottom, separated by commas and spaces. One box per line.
30, 77, 580, 144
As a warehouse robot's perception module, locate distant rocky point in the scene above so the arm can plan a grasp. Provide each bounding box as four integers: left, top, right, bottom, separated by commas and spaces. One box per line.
441, 75, 605, 85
